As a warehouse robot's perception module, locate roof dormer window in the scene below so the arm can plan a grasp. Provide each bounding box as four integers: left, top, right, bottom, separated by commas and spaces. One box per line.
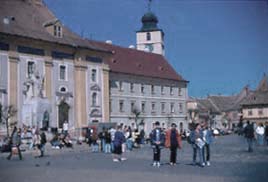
43, 19, 63, 38
54, 25, 62, 38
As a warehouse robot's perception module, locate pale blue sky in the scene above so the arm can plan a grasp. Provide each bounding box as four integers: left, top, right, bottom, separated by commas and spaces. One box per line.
44, 0, 268, 97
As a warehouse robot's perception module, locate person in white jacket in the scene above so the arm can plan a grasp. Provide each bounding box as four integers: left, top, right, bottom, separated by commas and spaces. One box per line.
256, 123, 265, 146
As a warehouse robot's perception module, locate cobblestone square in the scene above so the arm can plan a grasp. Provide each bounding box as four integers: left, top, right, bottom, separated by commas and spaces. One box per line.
1, 135, 267, 182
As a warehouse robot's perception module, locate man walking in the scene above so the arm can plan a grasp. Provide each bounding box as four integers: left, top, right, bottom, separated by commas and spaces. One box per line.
7, 127, 22, 160
244, 120, 255, 152
150, 121, 165, 167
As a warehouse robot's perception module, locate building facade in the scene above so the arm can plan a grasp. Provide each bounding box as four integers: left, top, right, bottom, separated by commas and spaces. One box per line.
241, 74, 268, 124
90, 10, 188, 134
0, 0, 110, 135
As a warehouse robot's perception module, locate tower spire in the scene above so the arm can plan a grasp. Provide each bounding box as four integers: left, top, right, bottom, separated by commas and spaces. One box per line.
147, 0, 152, 12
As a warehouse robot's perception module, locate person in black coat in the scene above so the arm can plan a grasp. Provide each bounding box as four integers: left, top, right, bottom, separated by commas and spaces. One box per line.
38, 130, 47, 157
265, 122, 268, 146
7, 127, 22, 160
244, 120, 255, 152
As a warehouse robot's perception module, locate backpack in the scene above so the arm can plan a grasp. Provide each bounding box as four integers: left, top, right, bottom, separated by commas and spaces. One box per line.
186, 135, 193, 144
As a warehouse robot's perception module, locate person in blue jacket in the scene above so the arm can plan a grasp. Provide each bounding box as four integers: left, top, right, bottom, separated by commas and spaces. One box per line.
112, 125, 126, 162
190, 123, 205, 167
201, 123, 213, 166
150, 121, 165, 167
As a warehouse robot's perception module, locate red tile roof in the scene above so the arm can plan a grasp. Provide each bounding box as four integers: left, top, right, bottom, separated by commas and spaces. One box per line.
89, 40, 187, 82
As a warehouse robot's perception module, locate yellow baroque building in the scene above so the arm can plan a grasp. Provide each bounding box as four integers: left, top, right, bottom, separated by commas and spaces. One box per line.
0, 0, 111, 135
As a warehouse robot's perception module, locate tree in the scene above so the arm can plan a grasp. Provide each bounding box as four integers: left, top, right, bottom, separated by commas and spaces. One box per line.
0, 105, 17, 137
131, 107, 141, 130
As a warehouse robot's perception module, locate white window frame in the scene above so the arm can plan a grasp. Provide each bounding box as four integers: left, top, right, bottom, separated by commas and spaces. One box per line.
119, 100, 124, 113
26, 60, 36, 78
170, 103, 175, 113
92, 92, 97, 107
91, 69, 97, 82
161, 102, 165, 113
151, 102, 156, 113
141, 102, 146, 113
119, 81, 123, 91
59, 86, 68, 93
59, 64, 67, 81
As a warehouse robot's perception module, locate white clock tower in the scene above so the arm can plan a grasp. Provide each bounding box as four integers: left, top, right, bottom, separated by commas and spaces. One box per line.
136, 6, 165, 56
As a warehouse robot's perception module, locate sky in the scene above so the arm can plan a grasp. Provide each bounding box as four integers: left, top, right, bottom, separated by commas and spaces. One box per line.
44, 0, 268, 97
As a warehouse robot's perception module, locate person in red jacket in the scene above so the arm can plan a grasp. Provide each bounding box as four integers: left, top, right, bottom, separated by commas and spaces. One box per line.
165, 123, 182, 166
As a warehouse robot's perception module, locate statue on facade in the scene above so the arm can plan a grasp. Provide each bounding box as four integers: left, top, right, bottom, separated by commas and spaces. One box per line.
23, 64, 44, 100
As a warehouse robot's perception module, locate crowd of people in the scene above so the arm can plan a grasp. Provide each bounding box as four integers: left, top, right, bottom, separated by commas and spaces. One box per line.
243, 121, 268, 152
3, 119, 268, 168
3, 124, 74, 160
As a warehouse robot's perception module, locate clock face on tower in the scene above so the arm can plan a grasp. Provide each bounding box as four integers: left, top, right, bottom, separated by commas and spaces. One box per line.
145, 44, 154, 52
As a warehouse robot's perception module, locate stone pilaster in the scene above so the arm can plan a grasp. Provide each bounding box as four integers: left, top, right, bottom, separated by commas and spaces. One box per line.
8, 54, 19, 123
102, 65, 110, 122
74, 64, 87, 129
44, 60, 53, 100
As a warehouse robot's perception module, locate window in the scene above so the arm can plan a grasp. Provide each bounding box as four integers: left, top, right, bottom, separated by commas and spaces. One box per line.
151, 102, 156, 113
109, 100, 112, 113
146, 32, 151, 41
258, 109, 263, 116
151, 85, 155, 94
178, 88, 182, 96
141, 102, 146, 113
91, 69, 96, 82
161, 86, 164, 95
141, 84, 144, 93
119, 100, 124, 112
27, 61, 35, 78
60, 87, 66, 93
59, 65, 66, 80
161, 103, 165, 113
170, 87, 174, 95
130, 83, 134, 93
179, 103, 183, 113
92, 93, 97, 106
54, 25, 62, 37
170, 103, 175, 113
131, 101, 135, 112
248, 110, 252, 116
119, 81, 123, 91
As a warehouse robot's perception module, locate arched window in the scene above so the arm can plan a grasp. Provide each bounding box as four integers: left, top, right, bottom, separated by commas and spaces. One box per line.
146, 32, 151, 41
60, 86, 66, 93
92, 93, 97, 106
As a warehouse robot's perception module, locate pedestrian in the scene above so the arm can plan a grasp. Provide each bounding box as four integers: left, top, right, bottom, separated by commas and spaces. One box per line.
63, 121, 69, 136
256, 123, 265, 146
244, 120, 255, 152
91, 130, 99, 153
265, 122, 268, 146
38, 129, 47, 157
202, 124, 213, 166
165, 123, 182, 166
150, 121, 165, 167
190, 123, 205, 167
125, 126, 133, 151
104, 129, 111, 153
99, 128, 106, 152
113, 125, 126, 162
109, 127, 116, 152
7, 127, 23, 160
